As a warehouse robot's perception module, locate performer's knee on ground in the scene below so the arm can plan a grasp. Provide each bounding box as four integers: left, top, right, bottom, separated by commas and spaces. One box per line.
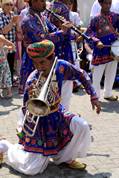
70, 116, 89, 134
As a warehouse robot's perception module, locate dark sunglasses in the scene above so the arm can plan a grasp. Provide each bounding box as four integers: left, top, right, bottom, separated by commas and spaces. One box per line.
5, 3, 13, 6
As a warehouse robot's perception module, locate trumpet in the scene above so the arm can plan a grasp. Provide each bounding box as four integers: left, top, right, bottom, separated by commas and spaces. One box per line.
27, 56, 57, 116
46, 9, 91, 41
22, 57, 58, 137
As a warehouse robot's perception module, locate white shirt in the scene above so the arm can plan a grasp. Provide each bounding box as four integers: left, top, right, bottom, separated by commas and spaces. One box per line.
69, 11, 81, 27
19, 6, 29, 26
69, 11, 81, 66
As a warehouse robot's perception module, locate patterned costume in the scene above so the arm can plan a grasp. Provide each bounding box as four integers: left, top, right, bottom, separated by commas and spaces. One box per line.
19, 59, 97, 155
85, 11, 119, 98
0, 47, 12, 89
86, 12, 119, 65
49, 0, 79, 110
20, 7, 75, 92
0, 40, 99, 175
49, 0, 74, 64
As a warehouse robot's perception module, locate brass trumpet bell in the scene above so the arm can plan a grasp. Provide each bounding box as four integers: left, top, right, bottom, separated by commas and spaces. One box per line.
27, 98, 50, 116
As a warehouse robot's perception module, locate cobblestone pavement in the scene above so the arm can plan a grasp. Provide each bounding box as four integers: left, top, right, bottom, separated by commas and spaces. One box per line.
0, 87, 119, 178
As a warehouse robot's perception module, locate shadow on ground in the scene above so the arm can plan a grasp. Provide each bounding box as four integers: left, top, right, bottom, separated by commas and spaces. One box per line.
0, 101, 21, 116
2, 162, 111, 178
100, 101, 119, 113
73, 88, 86, 96
0, 88, 22, 116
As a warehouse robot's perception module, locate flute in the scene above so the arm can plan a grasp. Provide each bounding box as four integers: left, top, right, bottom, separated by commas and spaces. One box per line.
46, 9, 91, 41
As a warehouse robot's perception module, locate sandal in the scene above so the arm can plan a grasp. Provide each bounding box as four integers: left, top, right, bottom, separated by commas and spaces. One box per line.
67, 160, 87, 170
104, 95, 118, 101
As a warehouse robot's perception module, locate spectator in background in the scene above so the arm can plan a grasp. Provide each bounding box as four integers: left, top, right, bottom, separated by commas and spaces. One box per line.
0, 1, 2, 11
67, 0, 85, 92
14, 0, 26, 14
15, 1, 29, 79
67, 0, 81, 68
70, 0, 77, 12
0, 0, 19, 84
0, 35, 15, 98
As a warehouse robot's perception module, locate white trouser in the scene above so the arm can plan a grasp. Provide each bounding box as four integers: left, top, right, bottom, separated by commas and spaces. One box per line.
61, 80, 73, 111
71, 40, 80, 69
0, 115, 90, 175
61, 41, 81, 109
92, 60, 118, 98
71, 40, 81, 86
86, 54, 93, 70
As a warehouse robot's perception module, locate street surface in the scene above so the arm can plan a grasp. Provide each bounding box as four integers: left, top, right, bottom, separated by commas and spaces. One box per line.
0, 88, 119, 178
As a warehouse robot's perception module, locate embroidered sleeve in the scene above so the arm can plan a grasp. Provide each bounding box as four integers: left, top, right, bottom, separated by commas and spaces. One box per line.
85, 17, 100, 44
116, 14, 119, 32
56, 60, 97, 98
21, 19, 44, 47
23, 70, 38, 106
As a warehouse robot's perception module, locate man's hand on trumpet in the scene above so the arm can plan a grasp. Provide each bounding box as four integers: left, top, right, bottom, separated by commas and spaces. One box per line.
96, 41, 104, 49
61, 21, 73, 33
28, 80, 38, 98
